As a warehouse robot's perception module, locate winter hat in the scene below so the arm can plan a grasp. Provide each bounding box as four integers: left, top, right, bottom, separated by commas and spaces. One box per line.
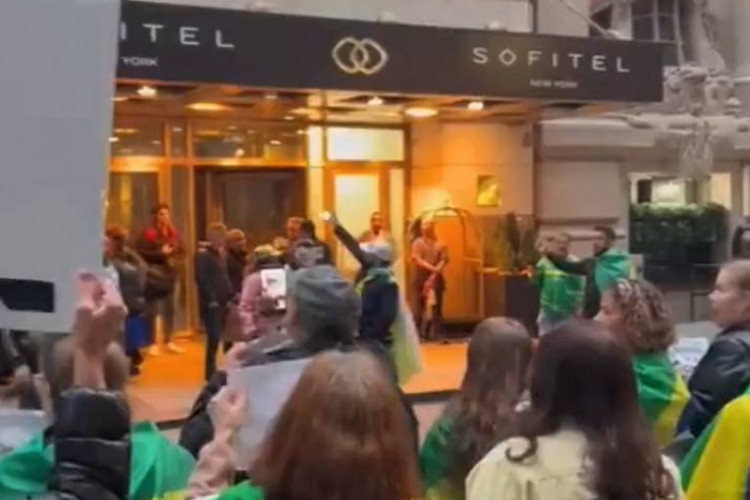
289, 265, 361, 345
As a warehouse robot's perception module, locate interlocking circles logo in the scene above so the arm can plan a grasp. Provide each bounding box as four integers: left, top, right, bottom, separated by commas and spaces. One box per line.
332, 37, 389, 76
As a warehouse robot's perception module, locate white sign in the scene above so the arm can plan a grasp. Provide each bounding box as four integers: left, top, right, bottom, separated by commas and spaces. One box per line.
0, 0, 121, 332
227, 358, 311, 465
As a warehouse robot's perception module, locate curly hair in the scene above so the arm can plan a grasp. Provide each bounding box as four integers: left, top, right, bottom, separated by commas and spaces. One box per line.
609, 279, 675, 354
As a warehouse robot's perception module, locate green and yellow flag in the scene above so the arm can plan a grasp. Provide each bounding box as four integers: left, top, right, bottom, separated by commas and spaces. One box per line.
633, 353, 689, 447
680, 386, 750, 500
0, 421, 195, 500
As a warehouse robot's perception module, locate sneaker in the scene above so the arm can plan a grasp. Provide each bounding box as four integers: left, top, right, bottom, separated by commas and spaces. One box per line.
166, 342, 185, 354
148, 345, 162, 356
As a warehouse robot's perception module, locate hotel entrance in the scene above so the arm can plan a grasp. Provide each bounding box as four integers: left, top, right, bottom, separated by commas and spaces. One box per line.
109, 0, 665, 421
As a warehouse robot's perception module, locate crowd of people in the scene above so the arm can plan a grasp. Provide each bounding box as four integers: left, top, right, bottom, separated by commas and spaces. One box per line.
4, 210, 750, 500
99, 203, 443, 381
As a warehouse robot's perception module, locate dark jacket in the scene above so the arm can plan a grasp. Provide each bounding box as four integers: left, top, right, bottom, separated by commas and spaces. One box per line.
178, 341, 418, 461
333, 224, 398, 347
51, 388, 130, 500
359, 272, 399, 348
112, 247, 147, 317
194, 244, 233, 308
225, 248, 248, 297
546, 255, 599, 318
677, 326, 750, 437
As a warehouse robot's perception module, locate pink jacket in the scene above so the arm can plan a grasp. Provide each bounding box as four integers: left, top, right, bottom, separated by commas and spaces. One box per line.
239, 271, 284, 338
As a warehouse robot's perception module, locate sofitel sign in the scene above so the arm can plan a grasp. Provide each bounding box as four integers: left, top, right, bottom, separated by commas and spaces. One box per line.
118, 1, 664, 103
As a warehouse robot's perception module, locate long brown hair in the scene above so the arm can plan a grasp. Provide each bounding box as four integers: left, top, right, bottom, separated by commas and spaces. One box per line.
446, 317, 532, 482
251, 350, 420, 500
509, 321, 676, 500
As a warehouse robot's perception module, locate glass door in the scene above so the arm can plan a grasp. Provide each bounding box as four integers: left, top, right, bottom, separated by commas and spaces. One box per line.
325, 166, 390, 281
195, 168, 307, 249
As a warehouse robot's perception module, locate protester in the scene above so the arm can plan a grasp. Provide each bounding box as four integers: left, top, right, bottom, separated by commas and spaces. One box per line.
239, 244, 285, 339
677, 260, 750, 438
467, 321, 681, 500
105, 225, 148, 375
359, 211, 396, 250
0, 274, 194, 500
546, 225, 631, 318
195, 223, 234, 381
596, 278, 688, 446
534, 233, 584, 334
285, 216, 304, 245
225, 229, 248, 298
324, 213, 421, 384
420, 318, 532, 500
137, 203, 182, 356
189, 351, 420, 500
0, 329, 40, 410
179, 265, 418, 460
411, 218, 449, 341
286, 218, 332, 269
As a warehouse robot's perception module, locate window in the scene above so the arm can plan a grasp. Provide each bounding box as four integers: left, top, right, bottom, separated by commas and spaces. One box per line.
630, 0, 682, 66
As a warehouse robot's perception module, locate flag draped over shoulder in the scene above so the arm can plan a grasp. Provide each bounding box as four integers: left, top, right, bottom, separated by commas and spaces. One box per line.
680, 386, 750, 500
593, 249, 631, 294
419, 416, 463, 500
0, 421, 195, 500
633, 353, 689, 447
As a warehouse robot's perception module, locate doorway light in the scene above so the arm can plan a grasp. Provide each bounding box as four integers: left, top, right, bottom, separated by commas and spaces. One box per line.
113, 128, 138, 135
108, 136, 119, 143
467, 100, 485, 111
234, 148, 246, 157
368, 96, 384, 107
112, 96, 128, 103
269, 139, 282, 146
137, 85, 157, 98
187, 102, 229, 112
264, 92, 278, 101
405, 107, 438, 118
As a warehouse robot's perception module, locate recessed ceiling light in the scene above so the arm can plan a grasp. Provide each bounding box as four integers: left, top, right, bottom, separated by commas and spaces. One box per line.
284, 115, 294, 121
137, 85, 157, 98
187, 102, 229, 112
269, 139, 282, 146
368, 96, 384, 107
296, 129, 307, 135
151, 140, 162, 145
172, 127, 184, 133
234, 148, 246, 157
405, 107, 438, 118
264, 92, 278, 101
108, 136, 120, 143
112, 96, 128, 102
467, 100, 485, 111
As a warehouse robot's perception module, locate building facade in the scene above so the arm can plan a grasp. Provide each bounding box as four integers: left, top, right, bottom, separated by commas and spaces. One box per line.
540, 0, 750, 269
109, 0, 666, 330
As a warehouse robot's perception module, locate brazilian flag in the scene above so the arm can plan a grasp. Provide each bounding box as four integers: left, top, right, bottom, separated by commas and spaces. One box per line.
0, 421, 195, 500
633, 353, 689, 447
680, 385, 750, 499
593, 249, 632, 294
420, 416, 464, 500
